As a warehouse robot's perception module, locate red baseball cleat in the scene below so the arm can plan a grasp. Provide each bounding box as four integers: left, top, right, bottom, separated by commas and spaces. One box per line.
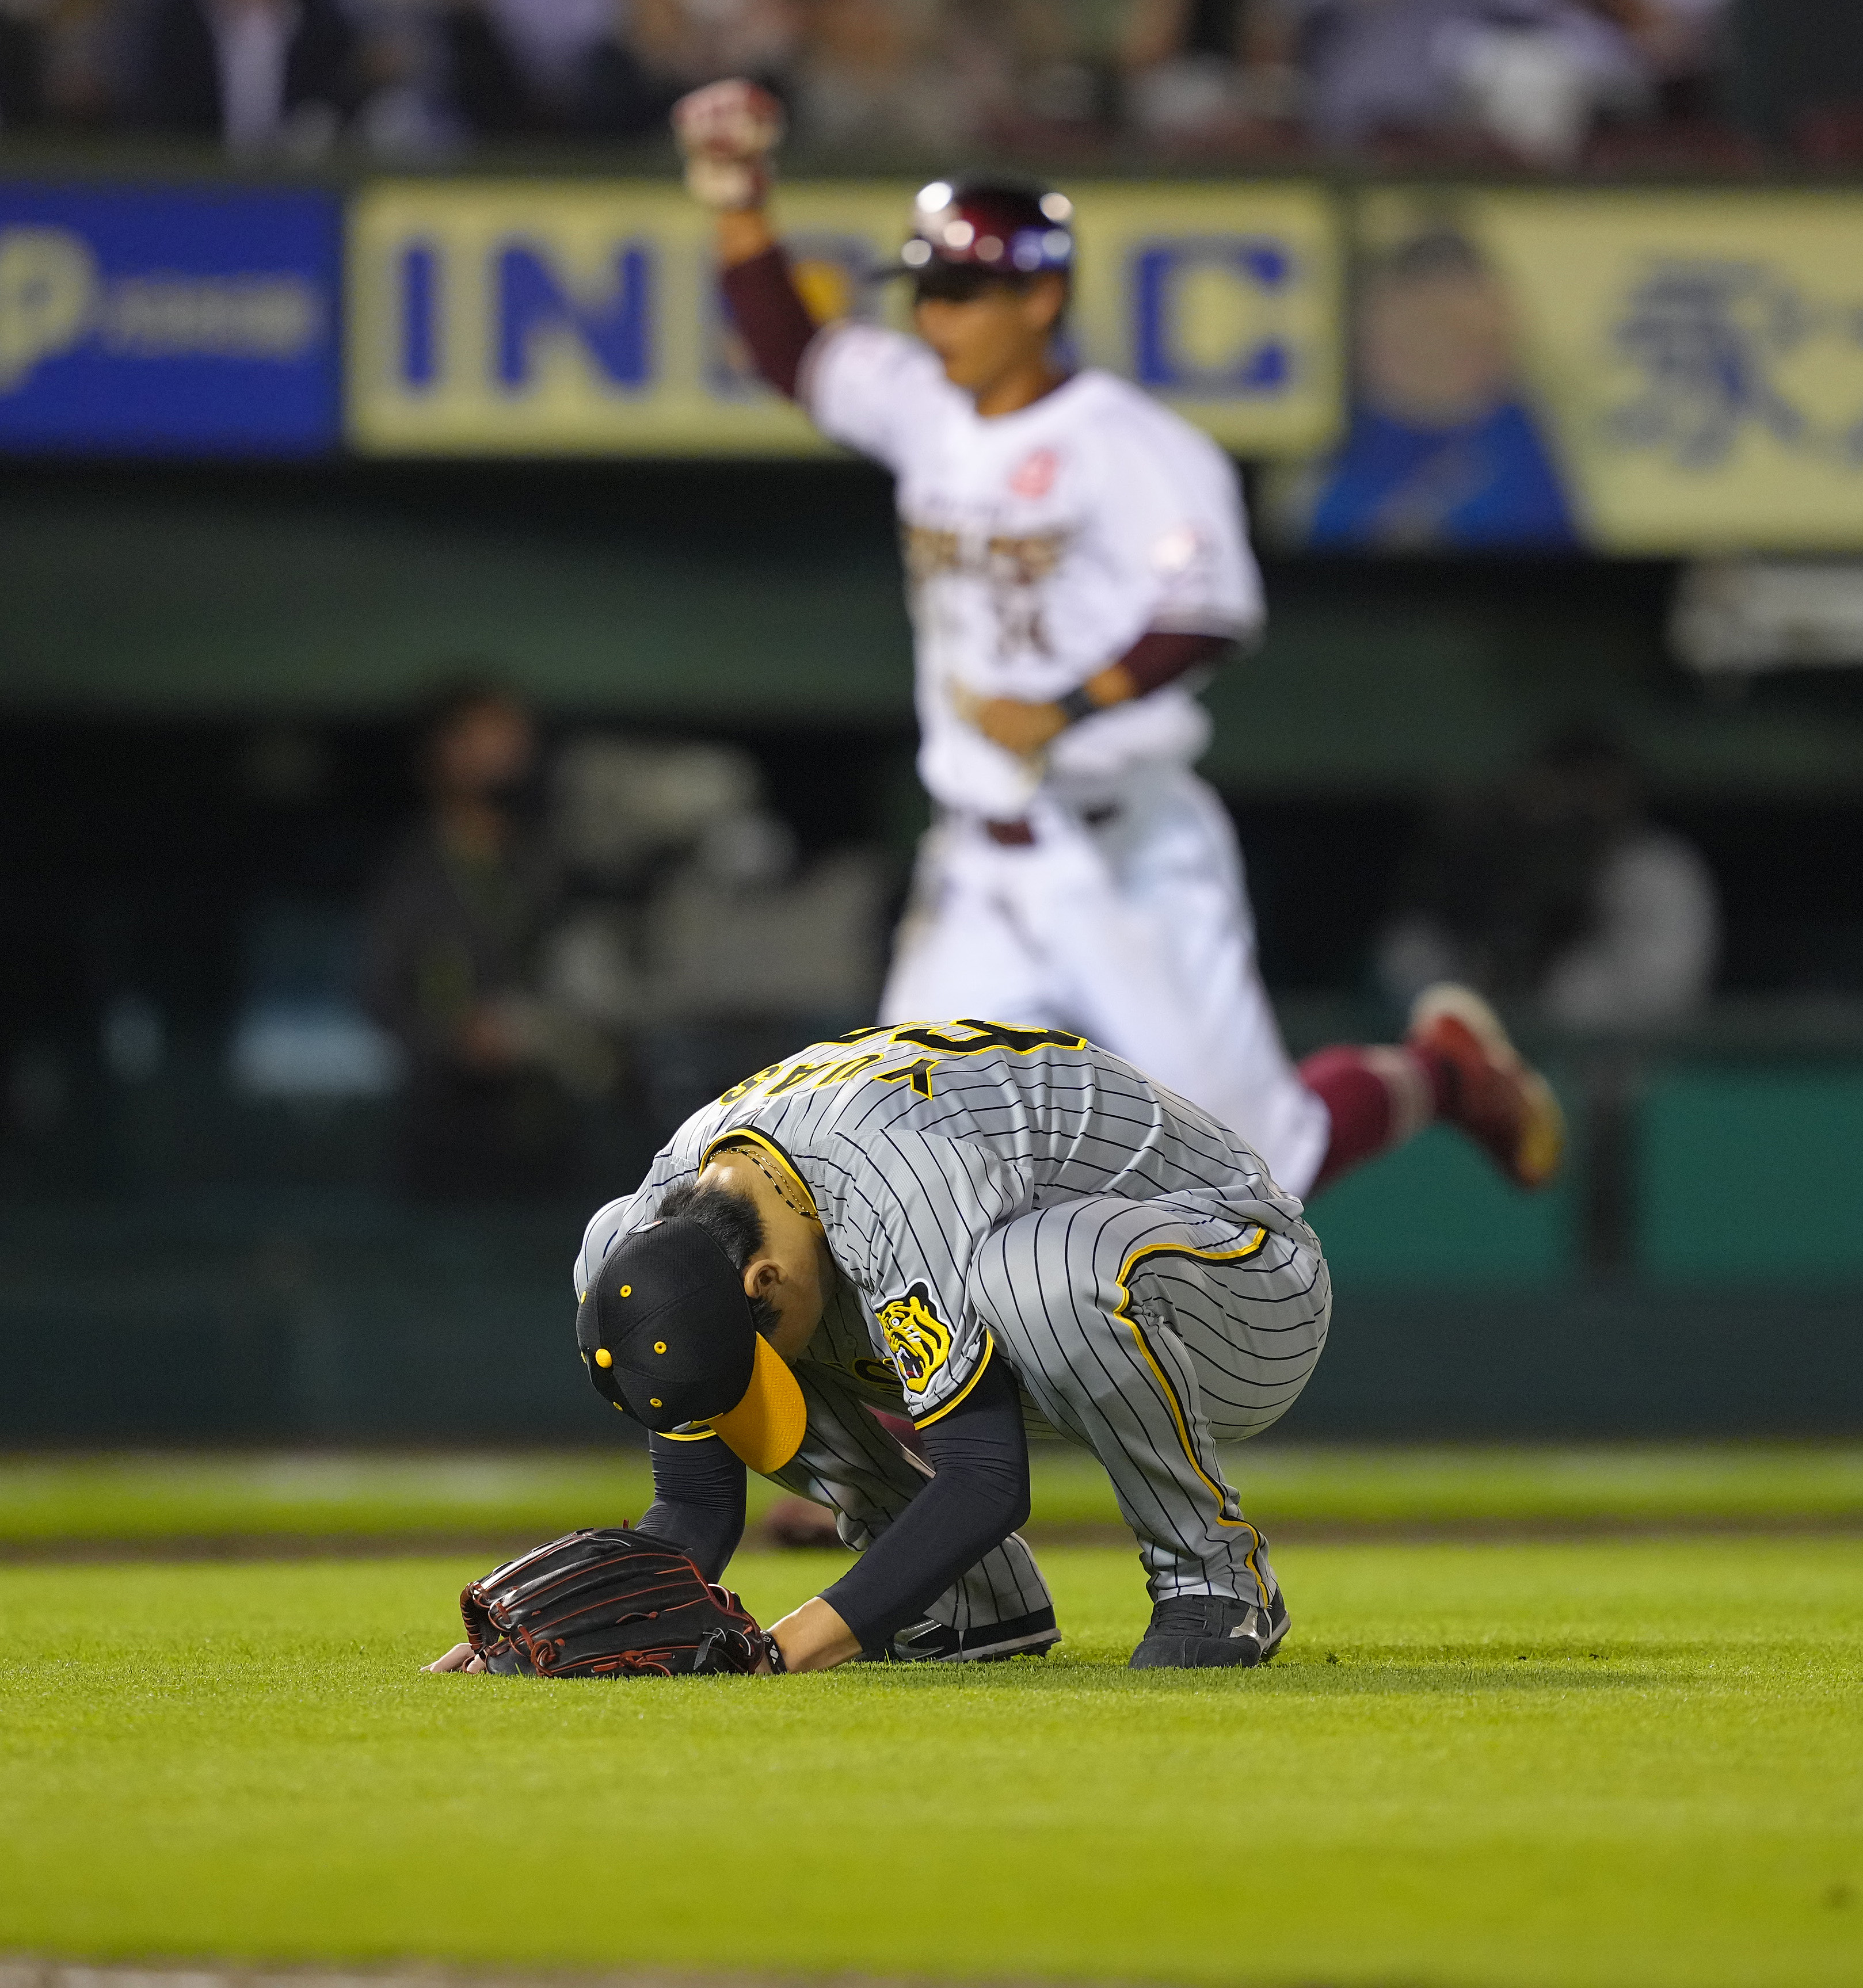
1407, 985, 1565, 1190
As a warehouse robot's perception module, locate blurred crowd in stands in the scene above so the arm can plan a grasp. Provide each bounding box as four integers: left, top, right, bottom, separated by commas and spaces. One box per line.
3, 0, 1861, 170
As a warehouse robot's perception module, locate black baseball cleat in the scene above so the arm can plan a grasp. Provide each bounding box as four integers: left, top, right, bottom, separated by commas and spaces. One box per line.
1127, 1589, 1289, 1670
859, 1605, 1061, 1663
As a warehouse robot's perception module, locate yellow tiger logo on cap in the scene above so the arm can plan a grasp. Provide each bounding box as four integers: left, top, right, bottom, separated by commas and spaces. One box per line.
876, 1284, 953, 1396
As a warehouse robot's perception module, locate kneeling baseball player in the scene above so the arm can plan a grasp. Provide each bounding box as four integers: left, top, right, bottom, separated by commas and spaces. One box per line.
432, 1020, 1331, 1677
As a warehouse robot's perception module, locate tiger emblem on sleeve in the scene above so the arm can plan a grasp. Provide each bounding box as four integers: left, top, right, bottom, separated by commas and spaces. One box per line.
875, 1284, 954, 1396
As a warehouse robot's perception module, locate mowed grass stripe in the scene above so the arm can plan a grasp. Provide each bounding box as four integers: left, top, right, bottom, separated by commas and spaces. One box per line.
1, 1443, 1859, 1546
1, 1540, 1859, 1988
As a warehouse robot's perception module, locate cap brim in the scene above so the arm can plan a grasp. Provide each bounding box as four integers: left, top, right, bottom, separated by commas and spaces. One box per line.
707, 1332, 807, 1474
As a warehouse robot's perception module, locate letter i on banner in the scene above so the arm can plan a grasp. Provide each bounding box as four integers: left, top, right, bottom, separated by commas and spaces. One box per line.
399, 242, 439, 390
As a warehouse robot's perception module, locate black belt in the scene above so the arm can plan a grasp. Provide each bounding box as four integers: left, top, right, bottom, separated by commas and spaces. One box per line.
984, 805, 1121, 846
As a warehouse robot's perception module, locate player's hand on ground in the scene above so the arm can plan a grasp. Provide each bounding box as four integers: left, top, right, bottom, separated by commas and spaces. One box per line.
422, 1641, 487, 1674
966, 695, 1071, 756
672, 79, 784, 210
769, 1596, 862, 1672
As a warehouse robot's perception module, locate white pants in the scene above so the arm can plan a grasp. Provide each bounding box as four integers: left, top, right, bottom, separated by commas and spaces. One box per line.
880, 768, 1332, 1197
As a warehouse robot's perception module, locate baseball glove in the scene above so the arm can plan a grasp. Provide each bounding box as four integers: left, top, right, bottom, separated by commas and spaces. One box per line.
672, 77, 784, 211
460, 1527, 776, 1679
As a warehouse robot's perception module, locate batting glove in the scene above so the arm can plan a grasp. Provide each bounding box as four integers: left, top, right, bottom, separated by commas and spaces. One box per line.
672, 78, 785, 212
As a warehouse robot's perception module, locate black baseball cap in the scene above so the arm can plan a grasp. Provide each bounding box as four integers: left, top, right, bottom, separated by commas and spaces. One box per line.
576, 1216, 807, 1472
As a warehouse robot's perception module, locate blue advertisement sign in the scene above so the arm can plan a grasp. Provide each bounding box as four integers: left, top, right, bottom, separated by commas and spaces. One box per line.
0, 184, 340, 455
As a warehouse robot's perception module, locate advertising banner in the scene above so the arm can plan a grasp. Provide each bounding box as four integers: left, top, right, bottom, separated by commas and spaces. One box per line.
14, 171, 1858, 550
0, 184, 340, 454
345, 180, 1342, 458
1273, 188, 1863, 554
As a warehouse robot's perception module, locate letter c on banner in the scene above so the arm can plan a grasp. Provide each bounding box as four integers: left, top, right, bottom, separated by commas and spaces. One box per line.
1131, 236, 1294, 396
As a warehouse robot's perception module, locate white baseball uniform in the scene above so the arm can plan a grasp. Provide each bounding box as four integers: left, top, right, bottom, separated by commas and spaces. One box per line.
801, 325, 1331, 1195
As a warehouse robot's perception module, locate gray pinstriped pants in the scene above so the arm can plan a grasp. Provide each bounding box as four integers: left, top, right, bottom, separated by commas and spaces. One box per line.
767, 1361, 1055, 1636
969, 1193, 1332, 1604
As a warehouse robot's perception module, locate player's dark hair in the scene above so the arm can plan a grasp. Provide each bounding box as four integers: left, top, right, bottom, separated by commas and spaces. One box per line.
658, 1178, 782, 1338
912, 264, 1072, 326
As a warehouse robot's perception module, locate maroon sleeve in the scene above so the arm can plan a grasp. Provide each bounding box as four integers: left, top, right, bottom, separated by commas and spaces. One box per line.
1114, 628, 1233, 696
720, 246, 819, 401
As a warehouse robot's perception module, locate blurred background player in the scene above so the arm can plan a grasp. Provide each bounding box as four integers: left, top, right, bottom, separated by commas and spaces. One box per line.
1377, 725, 1720, 1030
363, 680, 591, 1201
670, 78, 1565, 1204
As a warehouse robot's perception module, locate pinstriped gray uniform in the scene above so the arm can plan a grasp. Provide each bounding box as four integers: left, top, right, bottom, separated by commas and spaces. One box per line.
577, 1021, 1333, 1607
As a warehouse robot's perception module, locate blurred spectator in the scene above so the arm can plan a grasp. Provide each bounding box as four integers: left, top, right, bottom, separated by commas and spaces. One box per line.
635, 0, 797, 83
481, 0, 616, 106
1120, 0, 1303, 147
0, 4, 40, 124
627, 0, 797, 119
1622, 0, 1730, 115
137, 0, 357, 151
1729, 0, 1863, 161
1283, 0, 1679, 165
784, 0, 966, 153
971, 0, 1114, 143
0, 0, 1747, 154
441, 0, 681, 138
1378, 728, 1720, 1030
364, 681, 599, 1201
340, 0, 475, 153
0, 0, 132, 128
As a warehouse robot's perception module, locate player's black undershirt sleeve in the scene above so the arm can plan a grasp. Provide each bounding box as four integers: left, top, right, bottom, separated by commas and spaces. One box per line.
720, 245, 818, 400
637, 1432, 748, 1581
819, 1352, 1031, 1653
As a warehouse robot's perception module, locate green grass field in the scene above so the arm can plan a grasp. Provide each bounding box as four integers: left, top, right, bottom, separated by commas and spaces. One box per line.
3, 1524, 1861, 1987
3, 1441, 1860, 1544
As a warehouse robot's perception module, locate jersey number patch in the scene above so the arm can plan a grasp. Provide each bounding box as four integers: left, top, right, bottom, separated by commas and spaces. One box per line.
715, 1020, 1088, 1110
850, 1018, 1088, 1100
846, 1018, 1086, 1056
875, 1283, 954, 1397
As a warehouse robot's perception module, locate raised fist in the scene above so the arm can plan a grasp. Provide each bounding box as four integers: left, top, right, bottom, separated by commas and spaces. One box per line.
672, 79, 785, 211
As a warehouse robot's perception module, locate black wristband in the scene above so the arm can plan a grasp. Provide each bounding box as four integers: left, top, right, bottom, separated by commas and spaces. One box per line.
760, 1631, 787, 1674
1055, 685, 1100, 725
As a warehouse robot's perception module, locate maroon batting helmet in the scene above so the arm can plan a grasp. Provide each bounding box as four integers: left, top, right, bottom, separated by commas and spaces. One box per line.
887, 178, 1075, 296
